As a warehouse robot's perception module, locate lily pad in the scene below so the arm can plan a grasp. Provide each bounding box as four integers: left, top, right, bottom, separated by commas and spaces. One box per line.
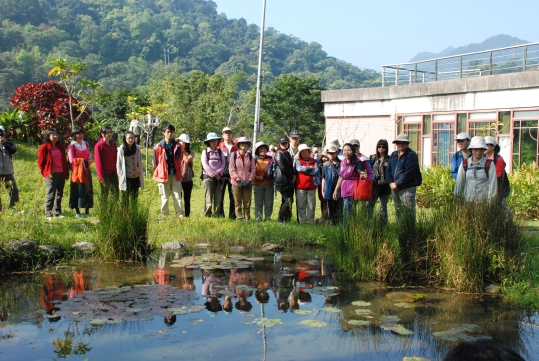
321, 307, 341, 313
291, 310, 312, 315
90, 318, 109, 325
355, 309, 372, 315
403, 357, 432, 361
380, 315, 400, 323
253, 317, 284, 327
299, 319, 328, 328
246, 257, 264, 261
351, 301, 371, 307
125, 307, 143, 313
348, 319, 370, 326
394, 302, 413, 309
382, 324, 413, 336
189, 318, 204, 323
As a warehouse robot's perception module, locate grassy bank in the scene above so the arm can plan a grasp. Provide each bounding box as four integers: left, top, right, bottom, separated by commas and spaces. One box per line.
0, 142, 337, 251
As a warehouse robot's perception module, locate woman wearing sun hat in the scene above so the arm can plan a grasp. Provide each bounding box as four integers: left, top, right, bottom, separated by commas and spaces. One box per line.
484, 135, 510, 199
295, 144, 320, 224
178, 133, 195, 217
454, 136, 497, 203
253, 141, 274, 221
229, 136, 256, 220
201, 132, 226, 217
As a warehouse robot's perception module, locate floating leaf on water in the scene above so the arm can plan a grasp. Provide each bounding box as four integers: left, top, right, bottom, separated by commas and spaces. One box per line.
355, 309, 372, 315
170, 264, 185, 268
254, 318, 283, 327
235, 285, 255, 292
244, 313, 256, 318
382, 324, 413, 336
321, 307, 341, 313
291, 310, 312, 315
246, 257, 264, 261
185, 265, 199, 269
90, 318, 109, 325
189, 318, 203, 323
218, 291, 237, 297
156, 329, 168, 334
403, 357, 432, 361
168, 308, 188, 315
126, 308, 143, 313
411, 293, 428, 301
229, 246, 245, 252
380, 315, 400, 323
394, 302, 413, 309
107, 318, 122, 324
351, 301, 371, 307
348, 320, 370, 326
243, 321, 254, 325
299, 319, 328, 328
432, 324, 484, 342
386, 292, 416, 303
459, 323, 480, 331
227, 254, 247, 260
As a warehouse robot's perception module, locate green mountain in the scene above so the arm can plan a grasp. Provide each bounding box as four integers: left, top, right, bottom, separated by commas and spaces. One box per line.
0, 0, 381, 109
409, 34, 529, 62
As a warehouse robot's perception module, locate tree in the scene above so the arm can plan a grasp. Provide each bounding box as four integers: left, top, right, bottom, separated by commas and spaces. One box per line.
48, 59, 102, 130
260, 74, 325, 146
9, 80, 93, 140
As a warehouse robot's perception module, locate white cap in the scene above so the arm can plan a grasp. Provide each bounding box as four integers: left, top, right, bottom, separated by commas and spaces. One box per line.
178, 134, 190, 143
469, 136, 487, 150
222, 127, 232, 133
484, 136, 497, 146
0, 126, 5, 132
456, 132, 471, 140
298, 144, 311, 153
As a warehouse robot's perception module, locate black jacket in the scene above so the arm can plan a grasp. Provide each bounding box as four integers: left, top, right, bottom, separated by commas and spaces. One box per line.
274, 149, 295, 190
385, 147, 422, 191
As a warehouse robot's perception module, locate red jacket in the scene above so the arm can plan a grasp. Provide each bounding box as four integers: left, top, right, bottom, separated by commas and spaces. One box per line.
295, 157, 317, 190
94, 139, 117, 181
152, 140, 183, 182
37, 142, 69, 179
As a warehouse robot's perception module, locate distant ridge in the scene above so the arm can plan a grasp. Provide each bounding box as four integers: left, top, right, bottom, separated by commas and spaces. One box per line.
409, 34, 529, 62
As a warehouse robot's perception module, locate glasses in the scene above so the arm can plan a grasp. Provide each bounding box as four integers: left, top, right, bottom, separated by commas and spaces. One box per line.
377, 146, 386, 149
456, 139, 468, 143
327, 151, 336, 154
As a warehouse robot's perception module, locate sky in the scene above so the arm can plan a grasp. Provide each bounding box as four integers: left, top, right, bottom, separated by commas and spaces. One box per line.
212, 0, 539, 71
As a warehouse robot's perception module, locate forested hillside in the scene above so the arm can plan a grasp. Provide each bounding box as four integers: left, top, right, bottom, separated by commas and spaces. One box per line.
0, 0, 381, 109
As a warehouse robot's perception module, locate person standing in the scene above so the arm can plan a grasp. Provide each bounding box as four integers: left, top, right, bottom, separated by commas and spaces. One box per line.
94, 126, 118, 197
229, 136, 256, 221
117, 131, 144, 199
152, 124, 184, 217
288, 130, 301, 159
333, 143, 373, 225
274, 137, 296, 223
201, 132, 226, 217
454, 136, 497, 203
295, 144, 320, 224
68, 126, 93, 218
484, 136, 510, 199
178, 133, 195, 217
253, 141, 274, 221
368, 139, 391, 225
145, 110, 159, 148
320, 144, 341, 225
217, 126, 238, 219
37, 128, 69, 220
451, 132, 471, 179
0, 125, 19, 210
385, 134, 422, 225
128, 116, 144, 145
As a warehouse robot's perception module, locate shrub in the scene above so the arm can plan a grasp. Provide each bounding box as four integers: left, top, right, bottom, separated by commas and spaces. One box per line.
416, 165, 454, 209
507, 163, 539, 220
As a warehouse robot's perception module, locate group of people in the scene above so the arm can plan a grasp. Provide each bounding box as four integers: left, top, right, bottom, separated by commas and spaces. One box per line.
0, 121, 509, 223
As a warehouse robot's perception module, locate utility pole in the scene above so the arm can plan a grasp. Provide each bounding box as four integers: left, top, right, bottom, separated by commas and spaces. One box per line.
252, 0, 266, 145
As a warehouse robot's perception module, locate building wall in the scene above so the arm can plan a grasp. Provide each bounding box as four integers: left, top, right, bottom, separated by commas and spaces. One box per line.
322, 72, 539, 171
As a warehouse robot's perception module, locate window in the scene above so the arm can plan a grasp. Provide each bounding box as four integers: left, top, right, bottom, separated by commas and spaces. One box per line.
432, 122, 455, 166
403, 123, 422, 163
512, 120, 538, 168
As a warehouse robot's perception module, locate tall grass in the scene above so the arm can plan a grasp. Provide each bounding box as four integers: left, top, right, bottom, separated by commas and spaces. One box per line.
96, 193, 149, 261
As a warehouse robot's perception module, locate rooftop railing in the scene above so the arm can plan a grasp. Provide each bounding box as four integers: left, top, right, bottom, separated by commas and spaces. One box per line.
381, 42, 539, 87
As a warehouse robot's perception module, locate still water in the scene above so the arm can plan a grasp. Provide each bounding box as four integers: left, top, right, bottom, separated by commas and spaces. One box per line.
1, 248, 538, 361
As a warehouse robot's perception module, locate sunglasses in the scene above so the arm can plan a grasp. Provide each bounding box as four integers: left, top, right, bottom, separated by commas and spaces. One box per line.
377, 146, 387, 149
456, 139, 468, 143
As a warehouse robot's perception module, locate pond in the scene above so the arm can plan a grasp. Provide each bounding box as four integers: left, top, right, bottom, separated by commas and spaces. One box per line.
1, 247, 538, 361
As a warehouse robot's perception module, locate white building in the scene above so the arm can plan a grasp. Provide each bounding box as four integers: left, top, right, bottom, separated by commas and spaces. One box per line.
322, 71, 539, 172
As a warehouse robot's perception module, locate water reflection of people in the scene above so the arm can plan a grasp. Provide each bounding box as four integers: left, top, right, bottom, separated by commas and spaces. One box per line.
205, 296, 223, 315
235, 295, 252, 312
443, 339, 525, 361
223, 296, 233, 314
41, 275, 65, 314
164, 315, 176, 327
154, 253, 170, 285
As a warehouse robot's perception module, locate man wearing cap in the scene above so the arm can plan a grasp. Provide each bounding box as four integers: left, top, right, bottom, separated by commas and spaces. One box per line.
451, 133, 471, 179
385, 134, 422, 226
0, 125, 19, 210
288, 130, 301, 158
274, 137, 296, 223
152, 124, 184, 217
454, 136, 497, 203
217, 127, 238, 219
